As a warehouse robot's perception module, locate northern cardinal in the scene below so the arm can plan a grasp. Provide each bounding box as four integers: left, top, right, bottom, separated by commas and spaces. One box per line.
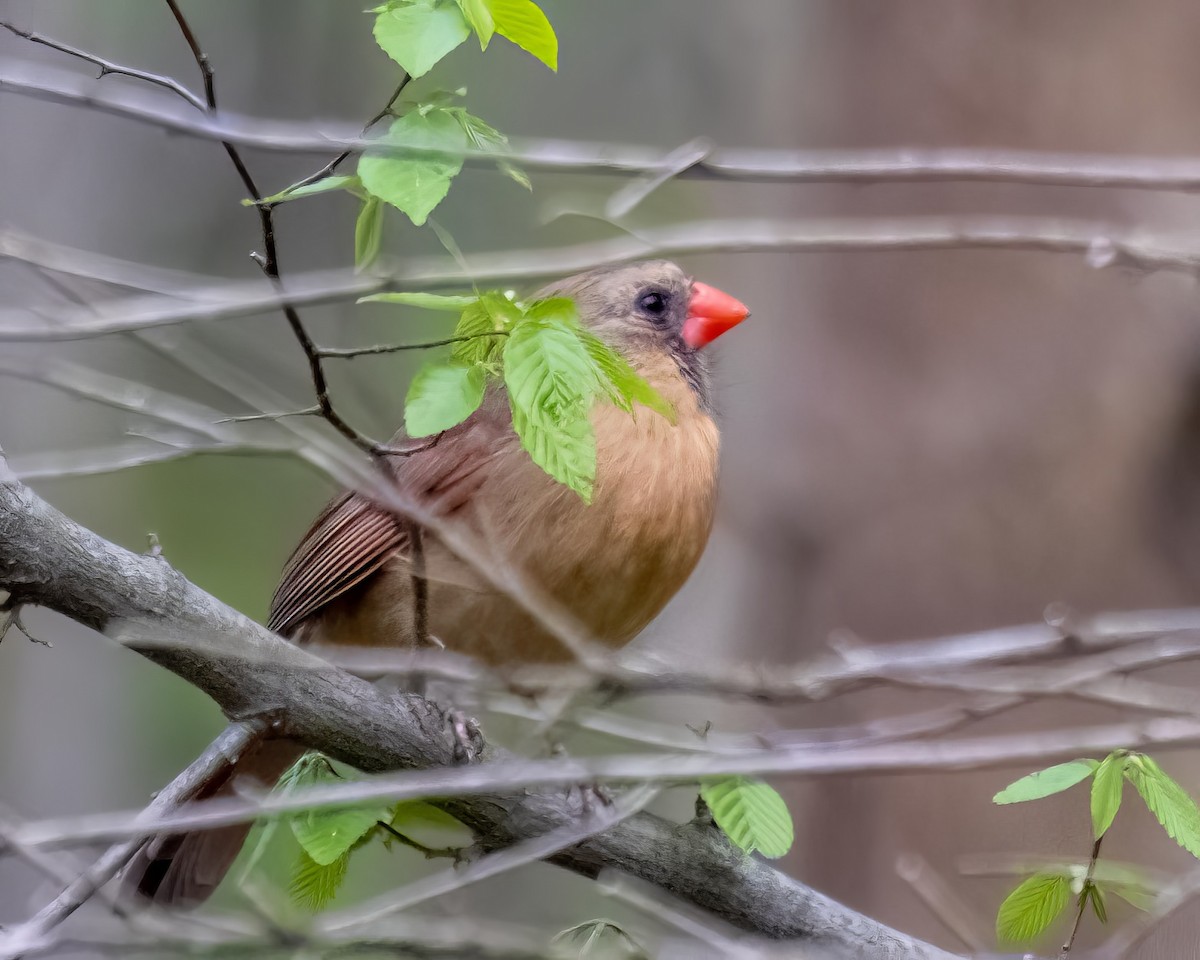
125, 259, 749, 905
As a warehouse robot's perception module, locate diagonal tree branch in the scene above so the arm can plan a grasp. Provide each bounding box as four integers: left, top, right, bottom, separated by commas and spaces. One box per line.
0, 722, 266, 959
0, 451, 960, 960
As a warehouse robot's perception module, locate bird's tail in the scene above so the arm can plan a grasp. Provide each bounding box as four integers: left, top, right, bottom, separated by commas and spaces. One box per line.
122, 737, 304, 907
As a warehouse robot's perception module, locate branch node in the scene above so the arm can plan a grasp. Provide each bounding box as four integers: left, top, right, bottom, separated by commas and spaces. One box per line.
0, 605, 50, 647
144, 532, 164, 558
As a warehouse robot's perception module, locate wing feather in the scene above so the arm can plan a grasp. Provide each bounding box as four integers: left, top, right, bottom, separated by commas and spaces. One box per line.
266, 397, 514, 637
267, 492, 405, 636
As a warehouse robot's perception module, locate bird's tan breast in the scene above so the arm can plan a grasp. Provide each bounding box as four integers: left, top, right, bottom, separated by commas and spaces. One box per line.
316, 359, 720, 663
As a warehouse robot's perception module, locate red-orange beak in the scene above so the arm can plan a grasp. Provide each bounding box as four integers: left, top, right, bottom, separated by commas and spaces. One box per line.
682, 281, 750, 349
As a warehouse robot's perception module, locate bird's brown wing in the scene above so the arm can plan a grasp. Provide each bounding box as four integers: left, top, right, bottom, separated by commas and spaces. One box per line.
267, 490, 406, 636
267, 398, 515, 637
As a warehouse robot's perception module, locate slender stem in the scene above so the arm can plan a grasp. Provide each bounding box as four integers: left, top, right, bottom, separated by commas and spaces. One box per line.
317, 331, 508, 359
410, 521, 430, 647
160, 0, 383, 455
287, 74, 412, 192
1063, 834, 1104, 954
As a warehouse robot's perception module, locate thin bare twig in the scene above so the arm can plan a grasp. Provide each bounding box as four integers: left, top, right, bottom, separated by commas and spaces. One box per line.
0, 21, 205, 109
4, 215, 1198, 344
158, 0, 389, 456
14, 58, 1200, 193
0, 722, 266, 960
277, 73, 412, 196
1063, 835, 1105, 954
316, 331, 509, 358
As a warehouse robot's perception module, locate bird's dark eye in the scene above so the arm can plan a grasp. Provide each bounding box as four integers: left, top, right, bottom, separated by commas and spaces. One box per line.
638, 290, 669, 317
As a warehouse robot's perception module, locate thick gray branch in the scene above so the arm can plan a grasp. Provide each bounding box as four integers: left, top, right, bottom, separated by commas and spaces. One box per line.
0, 457, 958, 960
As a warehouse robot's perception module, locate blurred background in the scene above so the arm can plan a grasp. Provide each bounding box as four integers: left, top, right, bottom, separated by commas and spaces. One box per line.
6, 1, 1200, 956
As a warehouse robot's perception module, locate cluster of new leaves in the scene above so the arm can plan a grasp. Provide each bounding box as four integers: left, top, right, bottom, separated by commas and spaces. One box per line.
249, 0, 555, 263
270, 756, 794, 911
259, 754, 472, 910
991, 751, 1200, 946
364, 291, 675, 501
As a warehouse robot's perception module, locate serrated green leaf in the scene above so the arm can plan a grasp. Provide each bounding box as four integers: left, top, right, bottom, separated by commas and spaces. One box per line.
456, 0, 495, 47
452, 293, 520, 366
290, 802, 390, 866
484, 0, 557, 70
700, 777, 794, 858
1127, 754, 1200, 858
283, 755, 390, 866
511, 402, 595, 501
359, 291, 479, 310
278, 752, 334, 790
405, 362, 486, 437
237, 753, 328, 884
580, 331, 676, 423
996, 873, 1070, 944
447, 108, 532, 191
390, 800, 475, 848
498, 160, 532, 190
244, 174, 360, 207
1091, 754, 1125, 838
290, 847, 349, 911
993, 760, 1098, 804
354, 196, 385, 271
1085, 882, 1108, 924
551, 919, 649, 959
503, 307, 601, 500
373, 0, 470, 77
1106, 882, 1157, 912
358, 108, 467, 225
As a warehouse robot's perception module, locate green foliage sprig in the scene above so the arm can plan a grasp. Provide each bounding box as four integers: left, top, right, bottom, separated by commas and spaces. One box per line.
250, 0, 551, 254
361, 291, 675, 502
700, 777, 794, 859
259, 753, 472, 911
992, 750, 1200, 948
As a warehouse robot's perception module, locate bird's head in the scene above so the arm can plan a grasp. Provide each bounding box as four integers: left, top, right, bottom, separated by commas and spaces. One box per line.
533, 260, 750, 406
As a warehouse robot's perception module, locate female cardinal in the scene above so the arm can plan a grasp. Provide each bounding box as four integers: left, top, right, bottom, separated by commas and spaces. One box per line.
125, 259, 749, 905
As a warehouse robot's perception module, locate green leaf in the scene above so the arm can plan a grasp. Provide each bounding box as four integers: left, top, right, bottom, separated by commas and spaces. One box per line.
456, 0, 495, 47
373, 0, 470, 77
358, 108, 468, 225
447, 108, 531, 189
503, 306, 601, 500
405, 362, 486, 437
510, 403, 595, 502
993, 760, 1098, 804
452, 293, 521, 366
354, 196, 385, 271
244, 174, 360, 207
551, 919, 649, 959
290, 847, 349, 911
359, 291, 479, 310
700, 777, 794, 858
1091, 754, 1126, 838
995, 873, 1070, 944
1085, 882, 1109, 924
1106, 882, 1157, 912
484, 0, 558, 70
290, 802, 389, 866
1126, 754, 1200, 858
389, 800, 475, 848
282, 756, 390, 866
580, 331, 676, 423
